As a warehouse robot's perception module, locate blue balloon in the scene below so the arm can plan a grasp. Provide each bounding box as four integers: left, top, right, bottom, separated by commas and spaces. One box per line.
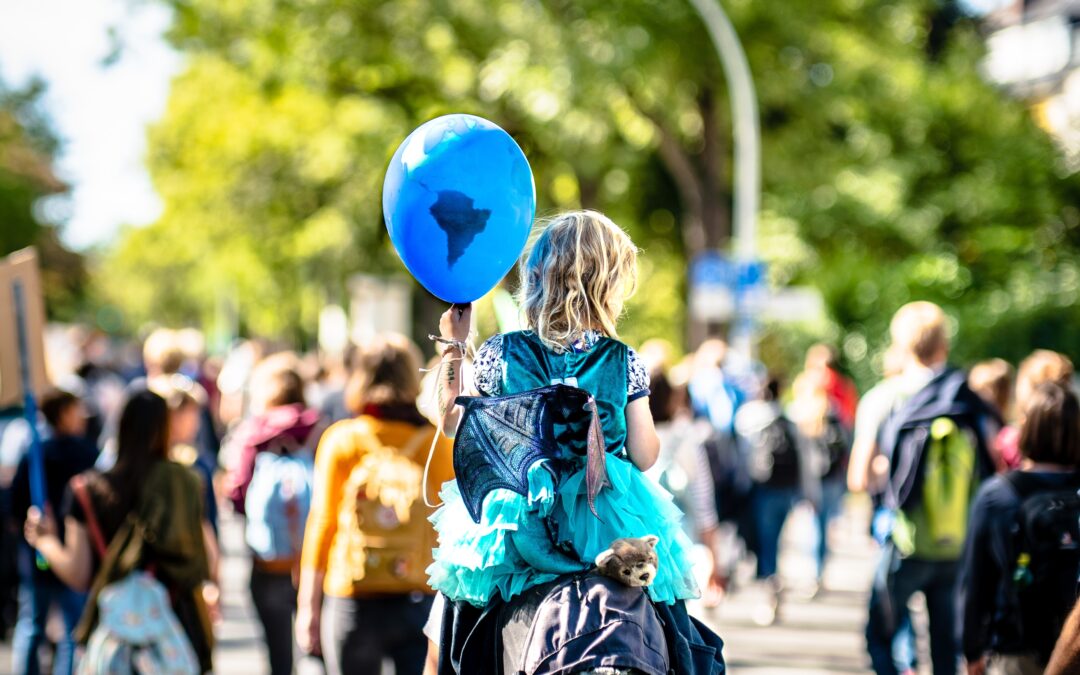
383, 114, 536, 304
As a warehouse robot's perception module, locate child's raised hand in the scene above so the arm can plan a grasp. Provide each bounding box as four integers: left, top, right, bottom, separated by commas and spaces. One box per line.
439, 303, 472, 343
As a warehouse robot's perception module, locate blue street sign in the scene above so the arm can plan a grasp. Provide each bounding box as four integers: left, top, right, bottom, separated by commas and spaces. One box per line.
691, 252, 766, 293
690, 252, 736, 289
690, 252, 768, 322
736, 260, 767, 295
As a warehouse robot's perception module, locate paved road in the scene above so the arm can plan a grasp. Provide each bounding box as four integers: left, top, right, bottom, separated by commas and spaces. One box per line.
694, 499, 883, 675
3, 498, 923, 675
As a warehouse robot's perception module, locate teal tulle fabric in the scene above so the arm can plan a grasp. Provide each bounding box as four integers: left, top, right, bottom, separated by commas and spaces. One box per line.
427, 454, 701, 607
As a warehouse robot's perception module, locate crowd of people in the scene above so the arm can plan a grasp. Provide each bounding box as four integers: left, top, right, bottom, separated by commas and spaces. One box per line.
0, 211, 1077, 675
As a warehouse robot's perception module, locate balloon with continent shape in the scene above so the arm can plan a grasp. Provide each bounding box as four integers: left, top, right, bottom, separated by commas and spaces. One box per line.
429, 190, 492, 268
383, 114, 535, 304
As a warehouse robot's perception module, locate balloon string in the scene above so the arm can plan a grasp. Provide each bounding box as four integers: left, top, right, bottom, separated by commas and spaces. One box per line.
420, 333, 474, 509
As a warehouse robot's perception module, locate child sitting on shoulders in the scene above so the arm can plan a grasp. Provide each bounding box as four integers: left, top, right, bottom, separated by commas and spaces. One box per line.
428, 210, 699, 608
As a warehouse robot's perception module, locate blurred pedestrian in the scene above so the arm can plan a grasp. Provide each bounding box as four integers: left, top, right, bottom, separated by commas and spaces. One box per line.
23, 389, 215, 673
317, 344, 357, 426
142, 328, 186, 384
97, 328, 219, 473
996, 350, 1074, 470
736, 376, 804, 626
71, 329, 125, 450
847, 343, 909, 496
689, 339, 745, 440
295, 334, 453, 675
804, 343, 859, 430
226, 352, 322, 675
968, 358, 1014, 472
643, 358, 727, 605
862, 302, 995, 675
690, 339, 755, 578
960, 382, 1080, 675
9, 389, 97, 675
789, 367, 851, 592
156, 376, 219, 535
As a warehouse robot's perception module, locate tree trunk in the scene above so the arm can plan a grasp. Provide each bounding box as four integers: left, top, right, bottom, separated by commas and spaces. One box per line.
699, 87, 730, 250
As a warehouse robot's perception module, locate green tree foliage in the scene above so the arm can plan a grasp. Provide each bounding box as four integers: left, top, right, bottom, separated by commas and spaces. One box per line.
106, 0, 1080, 383
0, 78, 86, 319
740, 1, 1080, 385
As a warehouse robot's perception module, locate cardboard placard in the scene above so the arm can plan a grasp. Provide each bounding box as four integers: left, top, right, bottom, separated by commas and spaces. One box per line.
0, 248, 48, 408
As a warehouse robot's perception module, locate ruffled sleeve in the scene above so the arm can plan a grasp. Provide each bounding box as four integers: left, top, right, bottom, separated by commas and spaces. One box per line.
627, 346, 650, 401
472, 334, 504, 397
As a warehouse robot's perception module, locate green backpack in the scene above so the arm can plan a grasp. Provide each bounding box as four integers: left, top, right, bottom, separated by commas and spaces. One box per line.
892, 417, 977, 560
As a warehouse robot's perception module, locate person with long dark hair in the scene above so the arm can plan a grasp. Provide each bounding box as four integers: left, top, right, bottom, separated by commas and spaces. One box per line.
23, 389, 215, 672
960, 382, 1080, 675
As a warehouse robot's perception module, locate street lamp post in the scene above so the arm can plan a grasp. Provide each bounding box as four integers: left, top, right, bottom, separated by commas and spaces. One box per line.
686, 0, 761, 357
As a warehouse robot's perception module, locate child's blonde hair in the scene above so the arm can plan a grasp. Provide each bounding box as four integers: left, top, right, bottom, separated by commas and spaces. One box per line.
518, 210, 638, 351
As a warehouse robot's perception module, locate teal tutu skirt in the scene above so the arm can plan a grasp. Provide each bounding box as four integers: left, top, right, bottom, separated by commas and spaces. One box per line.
427, 454, 700, 607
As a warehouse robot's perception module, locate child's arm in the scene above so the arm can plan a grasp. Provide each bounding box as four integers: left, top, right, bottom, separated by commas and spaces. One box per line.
437, 304, 472, 438
24, 510, 94, 592
624, 397, 660, 470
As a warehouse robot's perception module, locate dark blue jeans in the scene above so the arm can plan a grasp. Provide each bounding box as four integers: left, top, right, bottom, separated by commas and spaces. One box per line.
752, 485, 800, 579
866, 546, 959, 675
11, 576, 86, 675
814, 477, 846, 579
322, 593, 433, 675
250, 566, 296, 675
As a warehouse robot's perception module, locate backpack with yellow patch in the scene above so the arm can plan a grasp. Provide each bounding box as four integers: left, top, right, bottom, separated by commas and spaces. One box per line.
335, 420, 435, 594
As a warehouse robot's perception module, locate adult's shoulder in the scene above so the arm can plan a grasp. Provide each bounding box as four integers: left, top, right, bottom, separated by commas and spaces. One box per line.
857, 377, 901, 412
62, 468, 107, 523
317, 416, 368, 450
853, 377, 903, 437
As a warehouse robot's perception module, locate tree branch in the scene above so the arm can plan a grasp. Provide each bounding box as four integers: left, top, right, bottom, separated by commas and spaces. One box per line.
620, 86, 706, 256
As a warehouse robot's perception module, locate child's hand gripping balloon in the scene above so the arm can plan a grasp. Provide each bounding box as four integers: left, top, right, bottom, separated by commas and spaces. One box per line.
439, 303, 472, 344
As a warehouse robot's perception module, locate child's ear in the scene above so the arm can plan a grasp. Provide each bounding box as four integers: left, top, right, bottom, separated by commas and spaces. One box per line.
595, 549, 617, 567
642, 535, 659, 548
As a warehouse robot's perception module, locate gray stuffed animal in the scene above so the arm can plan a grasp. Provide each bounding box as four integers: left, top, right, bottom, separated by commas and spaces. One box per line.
594, 535, 659, 588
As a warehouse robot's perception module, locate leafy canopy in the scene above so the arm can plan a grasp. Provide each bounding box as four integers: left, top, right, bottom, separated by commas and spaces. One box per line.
102, 0, 1080, 384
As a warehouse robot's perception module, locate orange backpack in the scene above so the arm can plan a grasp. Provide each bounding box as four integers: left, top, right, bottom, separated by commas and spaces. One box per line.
333, 420, 437, 594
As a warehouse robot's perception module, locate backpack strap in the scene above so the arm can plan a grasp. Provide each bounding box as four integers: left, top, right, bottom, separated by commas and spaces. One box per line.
71, 475, 108, 560
353, 417, 431, 461
354, 418, 440, 508
1004, 470, 1035, 501
400, 427, 436, 462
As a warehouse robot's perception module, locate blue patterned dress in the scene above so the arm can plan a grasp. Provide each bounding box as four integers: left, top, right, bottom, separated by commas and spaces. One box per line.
426, 331, 700, 607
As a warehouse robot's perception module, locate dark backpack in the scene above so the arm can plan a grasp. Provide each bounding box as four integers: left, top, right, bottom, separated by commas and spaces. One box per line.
499, 574, 671, 675
881, 368, 993, 511
1001, 471, 1080, 662
702, 431, 752, 523
880, 368, 995, 559
809, 414, 851, 480
748, 416, 801, 489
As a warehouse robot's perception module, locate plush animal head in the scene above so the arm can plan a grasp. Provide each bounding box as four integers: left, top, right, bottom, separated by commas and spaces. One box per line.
594, 535, 659, 588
